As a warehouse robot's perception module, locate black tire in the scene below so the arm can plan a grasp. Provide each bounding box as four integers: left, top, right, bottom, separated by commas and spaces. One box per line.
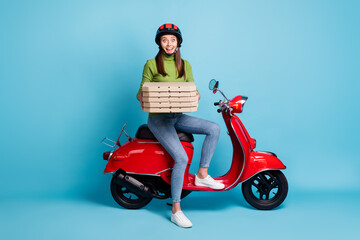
242, 170, 288, 210
110, 175, 153, 209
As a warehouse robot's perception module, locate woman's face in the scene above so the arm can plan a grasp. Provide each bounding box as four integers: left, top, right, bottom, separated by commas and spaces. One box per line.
160, 34, 178, 55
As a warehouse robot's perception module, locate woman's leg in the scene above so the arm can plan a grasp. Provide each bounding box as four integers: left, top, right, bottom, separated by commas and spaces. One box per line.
147, 114, 189, 206
175, 114, 224, 189
175, 114, 221, 169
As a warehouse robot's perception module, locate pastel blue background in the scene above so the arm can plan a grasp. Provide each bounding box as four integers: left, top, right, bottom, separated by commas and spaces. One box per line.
1, 0, 359, 239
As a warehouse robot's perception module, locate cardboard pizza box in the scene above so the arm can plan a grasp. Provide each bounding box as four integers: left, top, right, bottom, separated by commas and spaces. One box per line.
142, 107, 198, 113
141, 82, 198, 113
142, 96, 198, 103
142, 82, 197, 92
143, 102, 198, 108
142, 91, 197, 97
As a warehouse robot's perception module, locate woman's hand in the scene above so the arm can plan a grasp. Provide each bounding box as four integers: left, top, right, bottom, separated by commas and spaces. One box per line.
137, 92, 144, 108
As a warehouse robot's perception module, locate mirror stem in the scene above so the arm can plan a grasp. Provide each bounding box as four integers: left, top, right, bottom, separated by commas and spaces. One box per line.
217, 89, 229, 101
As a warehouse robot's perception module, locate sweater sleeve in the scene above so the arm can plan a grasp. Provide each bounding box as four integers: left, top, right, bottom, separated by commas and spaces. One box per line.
184, 60, 200, 96
136, 60, 153, 98
184, 60, 194, 83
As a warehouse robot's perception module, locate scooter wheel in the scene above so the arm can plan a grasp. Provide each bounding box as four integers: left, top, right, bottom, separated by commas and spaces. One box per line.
111, 175, 153, 209
241, 170, 288, 210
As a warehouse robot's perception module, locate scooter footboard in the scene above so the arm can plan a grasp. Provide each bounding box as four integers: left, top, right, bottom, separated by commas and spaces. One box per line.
239, 151, 286, 182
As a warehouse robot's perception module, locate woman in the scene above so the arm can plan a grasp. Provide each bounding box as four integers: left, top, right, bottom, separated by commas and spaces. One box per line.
136, 23, 224, 228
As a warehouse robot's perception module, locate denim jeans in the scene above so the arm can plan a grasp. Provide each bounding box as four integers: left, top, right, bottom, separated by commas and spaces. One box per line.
147, 113, 220, 202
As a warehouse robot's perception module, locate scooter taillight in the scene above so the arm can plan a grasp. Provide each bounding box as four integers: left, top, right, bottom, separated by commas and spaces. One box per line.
103, 151, 112, 161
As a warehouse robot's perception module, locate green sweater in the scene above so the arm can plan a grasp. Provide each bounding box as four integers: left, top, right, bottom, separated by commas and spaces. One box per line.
137, 53, 199, 116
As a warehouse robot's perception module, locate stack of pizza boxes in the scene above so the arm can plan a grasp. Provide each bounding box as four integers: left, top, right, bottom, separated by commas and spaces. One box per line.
141, 82, 198, 113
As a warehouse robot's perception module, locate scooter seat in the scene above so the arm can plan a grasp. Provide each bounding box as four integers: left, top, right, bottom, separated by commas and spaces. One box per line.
135, 124, 194, 143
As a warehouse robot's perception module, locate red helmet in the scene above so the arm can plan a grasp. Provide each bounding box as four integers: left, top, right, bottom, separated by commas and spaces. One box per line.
155, 23, 182, 47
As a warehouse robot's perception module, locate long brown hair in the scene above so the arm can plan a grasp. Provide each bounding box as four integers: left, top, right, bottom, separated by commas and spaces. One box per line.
155, 48, 186, 79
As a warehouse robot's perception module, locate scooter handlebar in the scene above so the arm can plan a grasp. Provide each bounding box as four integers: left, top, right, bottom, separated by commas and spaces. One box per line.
217, 104, 228, 113
214, 102, 220, 106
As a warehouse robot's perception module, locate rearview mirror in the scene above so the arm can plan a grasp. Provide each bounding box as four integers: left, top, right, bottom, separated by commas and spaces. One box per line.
209, 79, 219, 94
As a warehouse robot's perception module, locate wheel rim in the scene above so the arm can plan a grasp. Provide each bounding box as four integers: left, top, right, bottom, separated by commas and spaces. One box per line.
250, 171, 281, 201
116, 184, 148, 204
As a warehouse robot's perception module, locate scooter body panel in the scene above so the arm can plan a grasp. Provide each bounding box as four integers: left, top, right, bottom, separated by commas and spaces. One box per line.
239, 151, 286, 182
203, 113, 253, 190
180, 112, 256, 191
104, 139, 194, 177
179, 112, 257, 191
179, 112, 251, 191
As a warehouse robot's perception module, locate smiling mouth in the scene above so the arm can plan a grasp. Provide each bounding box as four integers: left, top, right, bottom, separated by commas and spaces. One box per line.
166, 48, 174, 52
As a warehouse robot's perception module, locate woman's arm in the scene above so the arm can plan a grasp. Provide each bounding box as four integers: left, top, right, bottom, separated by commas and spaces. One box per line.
137, 92, 144, 108
184, 60, 200, 100
137, 60, 154, 106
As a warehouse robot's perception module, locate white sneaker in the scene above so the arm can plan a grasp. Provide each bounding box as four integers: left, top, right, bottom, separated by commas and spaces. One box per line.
195, 175, 225, 190
171, 211, 192, 228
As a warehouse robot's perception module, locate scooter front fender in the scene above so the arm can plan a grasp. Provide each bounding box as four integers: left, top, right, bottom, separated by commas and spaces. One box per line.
240, 151, 286, 182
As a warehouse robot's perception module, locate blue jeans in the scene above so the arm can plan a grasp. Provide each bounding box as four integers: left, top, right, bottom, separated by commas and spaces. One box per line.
147, 113, 220, 202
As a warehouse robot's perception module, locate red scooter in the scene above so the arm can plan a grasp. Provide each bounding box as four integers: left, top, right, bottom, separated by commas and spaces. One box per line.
102, 79, 288, 210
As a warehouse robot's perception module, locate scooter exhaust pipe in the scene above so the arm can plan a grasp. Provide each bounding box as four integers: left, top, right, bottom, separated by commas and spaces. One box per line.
113, 171, 153, 198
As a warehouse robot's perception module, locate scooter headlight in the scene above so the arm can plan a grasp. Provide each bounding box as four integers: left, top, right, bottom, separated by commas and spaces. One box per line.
229, 95, 248, 113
